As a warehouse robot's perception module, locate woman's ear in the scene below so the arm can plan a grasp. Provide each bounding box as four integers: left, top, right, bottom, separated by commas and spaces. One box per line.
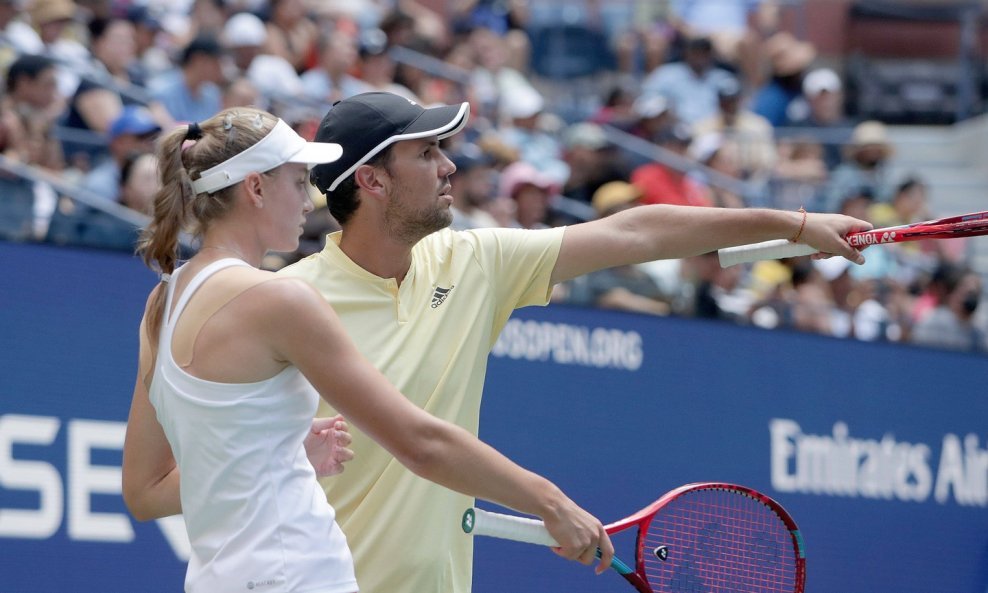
243, 171, 265, 208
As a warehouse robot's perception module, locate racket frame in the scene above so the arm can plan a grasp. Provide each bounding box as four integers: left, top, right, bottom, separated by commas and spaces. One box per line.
466, 481, 807, 593
609, 482, 806, 593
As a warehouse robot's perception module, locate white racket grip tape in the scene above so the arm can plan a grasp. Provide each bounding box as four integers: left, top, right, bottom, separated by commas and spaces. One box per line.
462, 508, 558, 547
717, 239, 819, 267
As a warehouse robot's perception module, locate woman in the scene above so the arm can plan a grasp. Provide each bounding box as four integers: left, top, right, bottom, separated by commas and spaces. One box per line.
118, 151, 160, 214
120, 107, 612, 593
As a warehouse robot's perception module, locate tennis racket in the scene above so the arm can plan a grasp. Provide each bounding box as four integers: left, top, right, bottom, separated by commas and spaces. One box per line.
718, 210, 988, 267
463, 482, 805, 593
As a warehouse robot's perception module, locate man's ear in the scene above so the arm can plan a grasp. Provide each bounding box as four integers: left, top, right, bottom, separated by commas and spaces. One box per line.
354, 163, 389, 199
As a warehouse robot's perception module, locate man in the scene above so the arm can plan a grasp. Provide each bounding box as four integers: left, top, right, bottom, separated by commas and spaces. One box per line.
3, 53, 64, 170
641, 36, 734, 126
149, 34, 225, 124
279, 92, 869, 593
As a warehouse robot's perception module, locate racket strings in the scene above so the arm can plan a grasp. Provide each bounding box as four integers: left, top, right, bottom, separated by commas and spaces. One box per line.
641, 488, 799, 592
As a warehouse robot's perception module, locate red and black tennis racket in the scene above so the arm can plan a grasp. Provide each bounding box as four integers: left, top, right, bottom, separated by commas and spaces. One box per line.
718, 209, 988, 267
463, 482, 806, 592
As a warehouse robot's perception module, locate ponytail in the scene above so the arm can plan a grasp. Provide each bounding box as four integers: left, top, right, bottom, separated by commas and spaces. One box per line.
136, 124, 197, 342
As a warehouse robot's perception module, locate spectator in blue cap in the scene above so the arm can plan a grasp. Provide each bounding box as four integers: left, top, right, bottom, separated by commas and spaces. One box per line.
81, 105, 161, 202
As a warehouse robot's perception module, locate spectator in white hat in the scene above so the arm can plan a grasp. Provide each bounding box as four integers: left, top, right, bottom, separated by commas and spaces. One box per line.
495, 85, 569, 185
786, 67, 854, 169
222, 12, 268, 74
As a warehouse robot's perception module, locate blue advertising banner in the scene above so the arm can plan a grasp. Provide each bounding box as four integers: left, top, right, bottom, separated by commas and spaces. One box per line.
2, 241, 986, 593
477, 307, 988, 592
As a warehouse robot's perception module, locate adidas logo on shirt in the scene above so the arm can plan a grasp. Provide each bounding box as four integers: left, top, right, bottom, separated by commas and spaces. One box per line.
431, 285, 454, 308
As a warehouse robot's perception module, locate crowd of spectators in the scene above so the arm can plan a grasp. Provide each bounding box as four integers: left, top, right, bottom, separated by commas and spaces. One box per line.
1, 0, 986, 353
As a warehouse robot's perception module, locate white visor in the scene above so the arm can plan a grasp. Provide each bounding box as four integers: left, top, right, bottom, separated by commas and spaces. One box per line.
192, 119, 343, 194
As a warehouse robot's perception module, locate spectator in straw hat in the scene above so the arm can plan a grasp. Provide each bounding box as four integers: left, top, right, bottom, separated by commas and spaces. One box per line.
752, 32, 817, 126
591, 180, 642, 218
23, 0, 88, 97
825, 120, 897, 212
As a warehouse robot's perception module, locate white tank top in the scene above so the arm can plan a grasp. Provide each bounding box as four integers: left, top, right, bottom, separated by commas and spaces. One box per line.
149, 258, 357, 593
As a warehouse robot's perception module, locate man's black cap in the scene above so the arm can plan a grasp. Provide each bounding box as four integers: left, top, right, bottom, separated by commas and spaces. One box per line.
311, 92, 470, 193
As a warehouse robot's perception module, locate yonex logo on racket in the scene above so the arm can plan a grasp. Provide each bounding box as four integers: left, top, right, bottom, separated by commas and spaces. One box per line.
848, 231, 896, 246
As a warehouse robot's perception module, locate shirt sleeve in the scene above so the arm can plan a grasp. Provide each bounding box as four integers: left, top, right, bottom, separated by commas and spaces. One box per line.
461, 226, 565, 326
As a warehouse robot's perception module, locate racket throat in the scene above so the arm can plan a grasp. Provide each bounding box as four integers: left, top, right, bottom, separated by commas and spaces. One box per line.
621, 571, 651, 593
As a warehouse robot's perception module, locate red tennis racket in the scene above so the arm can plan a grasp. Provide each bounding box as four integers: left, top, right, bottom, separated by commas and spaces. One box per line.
463, 482, 806, 593
718, 209, 988, 267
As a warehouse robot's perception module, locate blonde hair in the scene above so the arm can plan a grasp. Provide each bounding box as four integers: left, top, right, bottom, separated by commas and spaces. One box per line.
137, 107, 277, 341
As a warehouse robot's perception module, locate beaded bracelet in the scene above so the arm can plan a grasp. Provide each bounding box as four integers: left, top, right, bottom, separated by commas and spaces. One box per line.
790, 207, 807, 243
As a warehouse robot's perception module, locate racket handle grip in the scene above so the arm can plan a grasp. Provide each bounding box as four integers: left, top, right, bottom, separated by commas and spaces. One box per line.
462, 507, 637, 576
462, 507, 558, 546
718, 239, 819, 268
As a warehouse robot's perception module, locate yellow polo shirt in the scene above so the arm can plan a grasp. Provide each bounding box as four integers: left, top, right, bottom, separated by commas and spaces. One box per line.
278, 226, 565, 593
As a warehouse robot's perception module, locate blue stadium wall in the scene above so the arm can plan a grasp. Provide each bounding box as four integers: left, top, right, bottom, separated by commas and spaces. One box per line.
1, 241, 986, 593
